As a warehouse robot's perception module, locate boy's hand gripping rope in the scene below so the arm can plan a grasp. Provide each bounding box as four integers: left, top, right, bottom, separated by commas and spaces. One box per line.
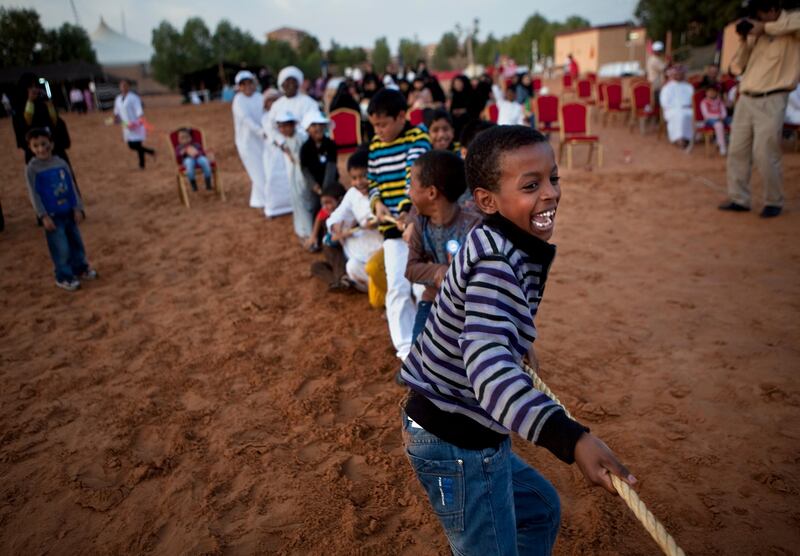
521, 362, 686, 556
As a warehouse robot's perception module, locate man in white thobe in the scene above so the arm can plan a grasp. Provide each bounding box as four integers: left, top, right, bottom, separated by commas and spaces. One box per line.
260, 88, 293, 218
231, 70, 267, 208
659, 66, 695, 147
266, 66, 320, 140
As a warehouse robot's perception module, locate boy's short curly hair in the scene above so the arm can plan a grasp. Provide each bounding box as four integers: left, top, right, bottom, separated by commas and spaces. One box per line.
465, 125, 549, 193
413, 150, 466, 203
367, 88, 407, 118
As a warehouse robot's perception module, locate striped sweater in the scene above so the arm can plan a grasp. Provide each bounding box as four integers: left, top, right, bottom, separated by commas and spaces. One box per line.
401, 214, 586, 461
367, 122, 431, 239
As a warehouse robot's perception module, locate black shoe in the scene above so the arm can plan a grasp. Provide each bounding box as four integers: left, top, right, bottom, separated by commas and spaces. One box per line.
718, 201, 750, 212
760, 205, 782, 218
190, 183, 198, 192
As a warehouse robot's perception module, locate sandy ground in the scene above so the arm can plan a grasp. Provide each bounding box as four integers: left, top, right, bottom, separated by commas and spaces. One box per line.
1, 99, 799, 556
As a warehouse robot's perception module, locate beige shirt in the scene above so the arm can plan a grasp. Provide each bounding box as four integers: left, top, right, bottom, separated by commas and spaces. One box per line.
646, 55, 666, 89
731, 10, 800, 94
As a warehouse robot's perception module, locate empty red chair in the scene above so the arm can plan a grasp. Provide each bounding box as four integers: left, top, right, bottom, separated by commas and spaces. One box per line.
576, 78, 594, 104
562, 73, 573, 92
167, 126, 224, 208
601, 82, 627, 125
407, 108, 425, 126
629, 81, 654, 134
330, 108, 362, 155
535, 95, 560, 132
558, 102, 602, 169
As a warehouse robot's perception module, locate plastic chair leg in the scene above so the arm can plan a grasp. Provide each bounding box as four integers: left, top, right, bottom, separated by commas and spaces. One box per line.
177, 174, 191, 208
598, 144, 604, 168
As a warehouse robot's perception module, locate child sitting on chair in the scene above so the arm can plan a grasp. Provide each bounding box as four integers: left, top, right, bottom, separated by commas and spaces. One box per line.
175, 127, 213, 191
405, 150, 481, 342
400, 125, 636, 553
700, 86, 731, 156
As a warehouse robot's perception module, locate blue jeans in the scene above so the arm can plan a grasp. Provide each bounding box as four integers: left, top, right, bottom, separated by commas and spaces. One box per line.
184, 156, 212, 188
45, 212, 88, 282
402, 412, 560, 555
412, 301, 433, 343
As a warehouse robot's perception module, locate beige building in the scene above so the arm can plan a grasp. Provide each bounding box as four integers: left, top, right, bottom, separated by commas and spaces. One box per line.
266, 27, 310, 50
554, 23, 647, 73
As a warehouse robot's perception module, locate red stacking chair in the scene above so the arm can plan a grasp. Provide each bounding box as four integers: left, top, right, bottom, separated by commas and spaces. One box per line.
586, 72, 597, 86
167, 126, 224, 208
483, 103, 499, 123
576, 78, 595, 105
629, 81, 654, 134
601, 82, 627, 125
562, 73, 574, 93
330, 108, 362, 155
532, 77, 543, 93
558, 102, 602, 169
692, 89, 729, 157
534, 95, 560, 132
407, 107, 425, 126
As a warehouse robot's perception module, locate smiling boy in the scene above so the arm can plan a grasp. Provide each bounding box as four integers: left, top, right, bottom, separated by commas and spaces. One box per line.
400, 126, 635, 553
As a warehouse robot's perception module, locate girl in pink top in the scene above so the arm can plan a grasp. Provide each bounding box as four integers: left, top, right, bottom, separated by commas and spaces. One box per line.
700, 87, 731, 155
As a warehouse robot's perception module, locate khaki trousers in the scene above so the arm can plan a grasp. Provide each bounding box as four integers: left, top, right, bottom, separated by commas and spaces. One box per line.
726, 92, 789, 208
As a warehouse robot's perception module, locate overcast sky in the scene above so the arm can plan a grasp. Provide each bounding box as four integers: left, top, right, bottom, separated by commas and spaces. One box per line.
7, 0, 639, 49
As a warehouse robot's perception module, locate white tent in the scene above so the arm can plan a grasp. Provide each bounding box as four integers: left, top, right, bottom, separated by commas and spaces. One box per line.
90, 18, 153, 66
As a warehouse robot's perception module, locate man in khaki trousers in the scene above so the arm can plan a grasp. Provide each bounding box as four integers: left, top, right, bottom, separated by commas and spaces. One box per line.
720, 1, 800, 218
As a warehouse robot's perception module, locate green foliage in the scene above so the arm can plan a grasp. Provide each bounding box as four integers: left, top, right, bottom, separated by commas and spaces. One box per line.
398, 37, 424, 66
262, 40, 298, 74
150, 21, 185, 88
212, 20, 262, 64
0, 8, 96, 68
328, 40, 368, 68
635, 0, 740, 46
432, 31, 459, 70
475, 33, 499, 66
371, 37, 391, 72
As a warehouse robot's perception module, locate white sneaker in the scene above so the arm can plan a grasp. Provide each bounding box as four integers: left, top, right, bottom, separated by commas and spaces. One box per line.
56, 279, 81, 291
81, 268, 99, 280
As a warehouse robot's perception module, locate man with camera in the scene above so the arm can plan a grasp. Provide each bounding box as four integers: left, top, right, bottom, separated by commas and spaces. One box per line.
719, 0, 799, 218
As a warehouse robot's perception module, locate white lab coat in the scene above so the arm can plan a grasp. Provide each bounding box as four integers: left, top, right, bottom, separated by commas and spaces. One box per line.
232, 91, 266, 208
113, 92, 146, 142
659, 81, 695, 143
260, 111, 293, 218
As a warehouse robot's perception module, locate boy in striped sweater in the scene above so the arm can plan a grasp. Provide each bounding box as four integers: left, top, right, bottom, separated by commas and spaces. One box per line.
400, 126, 636, 553
367, 89, 432, 360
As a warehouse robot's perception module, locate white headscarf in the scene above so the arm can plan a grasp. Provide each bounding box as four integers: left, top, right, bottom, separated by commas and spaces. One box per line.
278, 66, 304, 88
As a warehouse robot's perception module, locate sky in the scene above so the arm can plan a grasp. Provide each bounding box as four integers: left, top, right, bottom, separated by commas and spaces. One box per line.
5, 0, 639, 49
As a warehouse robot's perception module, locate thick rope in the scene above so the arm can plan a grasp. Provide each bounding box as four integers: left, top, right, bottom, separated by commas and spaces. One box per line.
522, 362, 686, 556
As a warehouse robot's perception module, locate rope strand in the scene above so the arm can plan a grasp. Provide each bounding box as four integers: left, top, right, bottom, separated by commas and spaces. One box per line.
522, 362, 686, 556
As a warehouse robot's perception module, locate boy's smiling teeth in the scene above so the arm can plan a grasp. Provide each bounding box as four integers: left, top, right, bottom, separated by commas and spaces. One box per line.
531, 209, 556, 230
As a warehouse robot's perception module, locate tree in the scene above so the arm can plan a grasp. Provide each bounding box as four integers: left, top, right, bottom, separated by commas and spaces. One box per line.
181, 18, 213, 71
42, 23, 97, 64
635, 0, 739, 46
475, 33, 499, 66
151, 21, 185, 88
328, 40, 368, 68
371, 37, 391, 72
398, 37, 424, 68
0, 8, 45, 67
262, 40, 297, 73
212, 20, 261, 65
432, 31, 459, 70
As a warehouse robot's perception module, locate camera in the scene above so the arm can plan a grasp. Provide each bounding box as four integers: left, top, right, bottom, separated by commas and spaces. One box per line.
736, 18, 754, 36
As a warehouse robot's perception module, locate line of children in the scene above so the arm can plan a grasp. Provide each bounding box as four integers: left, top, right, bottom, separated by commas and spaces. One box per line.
25, 128, 97, 291
366, 88, 432, 360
